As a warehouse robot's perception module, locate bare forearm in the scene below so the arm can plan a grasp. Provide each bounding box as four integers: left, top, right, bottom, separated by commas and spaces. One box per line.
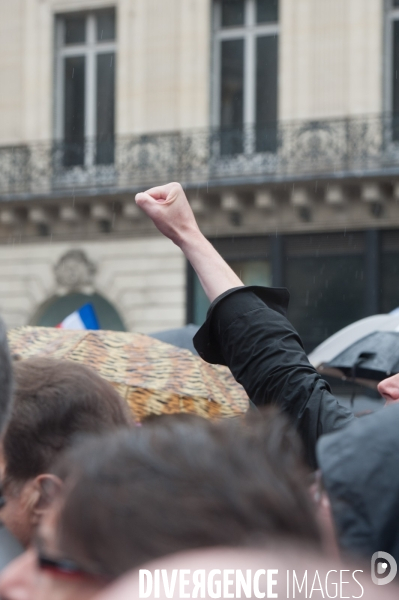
135, 182, 244, 302
179, 230, 244, 303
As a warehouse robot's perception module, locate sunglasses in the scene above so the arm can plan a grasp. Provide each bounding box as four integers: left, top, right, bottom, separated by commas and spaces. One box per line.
38, 552, 109, 581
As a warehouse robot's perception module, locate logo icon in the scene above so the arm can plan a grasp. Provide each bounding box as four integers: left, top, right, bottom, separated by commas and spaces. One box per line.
371, 552, 397, 585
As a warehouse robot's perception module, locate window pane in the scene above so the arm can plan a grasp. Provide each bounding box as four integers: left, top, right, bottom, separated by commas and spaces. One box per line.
64, 56, 85, 166
221, 0, 245, 27
286, 255, 366, 353
256, 35, 278, 152
220, 38, 244, 154
64, 15, 86, 44
96, 8, 116, 41
229, 260, 271, 286
257, 0, 279, 23
381, 252, 399, 313
393, 21, 399, 140
96, 53, 115, 164
192, 273, 210, 326
191, 260, 270, 325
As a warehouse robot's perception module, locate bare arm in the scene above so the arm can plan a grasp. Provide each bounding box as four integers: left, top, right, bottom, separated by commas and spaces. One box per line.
135, 182, 244, 302
136, 182, 354, 466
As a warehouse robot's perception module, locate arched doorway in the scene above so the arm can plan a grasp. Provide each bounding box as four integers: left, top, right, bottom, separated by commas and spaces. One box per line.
31, 293, 126, 331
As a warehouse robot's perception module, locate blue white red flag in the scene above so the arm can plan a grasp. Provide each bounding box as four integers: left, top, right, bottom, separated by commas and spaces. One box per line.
57, 303, 100, 330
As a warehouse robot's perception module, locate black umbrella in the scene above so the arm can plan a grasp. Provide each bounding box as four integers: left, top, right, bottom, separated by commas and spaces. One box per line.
325, 331, 399, 382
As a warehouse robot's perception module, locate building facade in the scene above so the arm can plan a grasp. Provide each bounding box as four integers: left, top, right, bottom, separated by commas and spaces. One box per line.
0, 0, 399, 350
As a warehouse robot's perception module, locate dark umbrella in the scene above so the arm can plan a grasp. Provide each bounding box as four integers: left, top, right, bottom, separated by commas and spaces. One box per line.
324, 331, 399, 383
150, 324, 200, 355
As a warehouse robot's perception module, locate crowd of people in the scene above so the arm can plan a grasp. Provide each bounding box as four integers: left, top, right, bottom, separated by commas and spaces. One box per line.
0, 182, 397, 599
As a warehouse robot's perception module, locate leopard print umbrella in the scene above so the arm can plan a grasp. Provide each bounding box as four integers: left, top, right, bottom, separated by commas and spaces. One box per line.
8, 327, 249, 421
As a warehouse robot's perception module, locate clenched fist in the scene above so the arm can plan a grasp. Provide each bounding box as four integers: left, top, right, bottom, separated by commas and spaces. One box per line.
135, 182, 200, 248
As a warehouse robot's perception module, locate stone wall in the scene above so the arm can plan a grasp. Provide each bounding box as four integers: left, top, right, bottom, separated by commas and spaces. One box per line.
0, 235, 186, 333
280, 0, 383, 120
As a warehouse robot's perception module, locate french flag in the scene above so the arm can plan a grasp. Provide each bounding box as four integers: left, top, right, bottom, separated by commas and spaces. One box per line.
57, 304, 100, 330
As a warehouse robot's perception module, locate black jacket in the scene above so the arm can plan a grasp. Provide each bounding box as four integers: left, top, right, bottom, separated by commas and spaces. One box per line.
317, 403, 399, 565
194, 286, 354, 468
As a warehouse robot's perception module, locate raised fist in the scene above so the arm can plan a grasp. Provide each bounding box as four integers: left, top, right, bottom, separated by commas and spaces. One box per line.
135, 182, 199, 247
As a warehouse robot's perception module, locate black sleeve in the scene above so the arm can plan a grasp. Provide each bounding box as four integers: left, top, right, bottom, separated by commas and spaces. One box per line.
194, 286, 354, 468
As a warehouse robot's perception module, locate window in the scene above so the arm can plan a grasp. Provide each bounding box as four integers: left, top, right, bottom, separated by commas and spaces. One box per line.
55, 9, 116, 167
188, 232, 370, 349
188, 236, 271, 325
213, 0, 279, 154
285, 234, 367, 353
381, 230, 399, 313
190, 259, 271, 325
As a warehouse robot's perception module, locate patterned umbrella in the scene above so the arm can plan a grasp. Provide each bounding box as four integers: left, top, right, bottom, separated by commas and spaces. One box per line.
8, 327, 249, 421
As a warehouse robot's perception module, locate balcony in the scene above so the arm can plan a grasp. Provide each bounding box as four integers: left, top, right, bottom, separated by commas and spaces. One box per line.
2, 114, 399, 200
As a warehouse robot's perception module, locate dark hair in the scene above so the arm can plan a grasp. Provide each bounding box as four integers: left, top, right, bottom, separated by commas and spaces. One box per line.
0, 318, 13, 433
53, 411, 321, 578
3, 358, 132, 483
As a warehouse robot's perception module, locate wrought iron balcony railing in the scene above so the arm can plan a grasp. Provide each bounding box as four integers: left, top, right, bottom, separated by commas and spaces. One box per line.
2, 114, 399, 199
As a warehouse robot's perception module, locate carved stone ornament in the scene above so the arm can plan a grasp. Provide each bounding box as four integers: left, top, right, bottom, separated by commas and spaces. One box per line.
54, 250, 96, 294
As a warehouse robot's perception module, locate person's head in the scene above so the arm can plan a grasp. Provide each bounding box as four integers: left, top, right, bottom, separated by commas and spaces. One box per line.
0, 357, 132, 547
94, 546, 397, 600
0, 411, 321, 600
0, 317, 13, 432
